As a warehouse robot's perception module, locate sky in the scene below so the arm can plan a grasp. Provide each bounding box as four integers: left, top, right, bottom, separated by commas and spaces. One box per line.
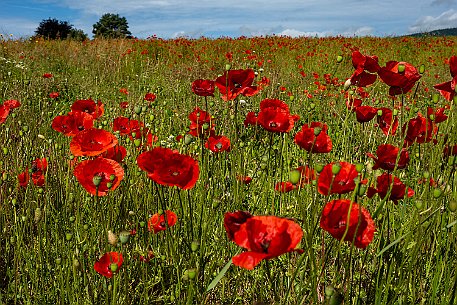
0, 0, 456, 39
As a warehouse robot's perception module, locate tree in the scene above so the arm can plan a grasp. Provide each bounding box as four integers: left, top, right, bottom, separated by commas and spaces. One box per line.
35, 18, 73, 39
68, 29, 89, 41
92, 14, 132, 39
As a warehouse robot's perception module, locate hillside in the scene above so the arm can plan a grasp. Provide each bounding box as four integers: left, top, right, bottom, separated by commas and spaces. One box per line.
408, 27, 457, 37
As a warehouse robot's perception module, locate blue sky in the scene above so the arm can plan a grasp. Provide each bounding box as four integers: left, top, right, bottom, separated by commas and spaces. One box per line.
1, 0, 456, 39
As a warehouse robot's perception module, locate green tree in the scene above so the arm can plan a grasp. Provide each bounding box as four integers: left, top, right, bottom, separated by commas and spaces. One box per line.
35, 18, 73, 39
92, 13, 132, 39
68, 28, 89, 41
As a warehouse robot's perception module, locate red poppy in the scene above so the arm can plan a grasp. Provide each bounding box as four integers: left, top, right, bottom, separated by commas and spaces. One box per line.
433, 55, 457, 101
74, 157, 124, 196
275, 181, 297, 192
70, 128, 118, 157
355, 105, 377, 123
42, 73, 53, 78
49, 92, 59, 99
402, 114, 437, 146
192, 79, 215, 97
0, 105, 10, 124
94, 252, 123, 278
367, 144, 409, 171
367, 173, 414, 204
137, 147, 199, 190
318, 162, 359, 195
427, 107, 448, 123
346, 97, 363, 111
112, 116, 143, 136
205, 135, 231, 153
275, 166, 316, 192
18, 169, 29, 188
215, 69, 260, 101
31, 157, 48, 185
102, 145, 127, 163
120, 102, 129, 109
52, 111, 94, 137
119, 88, 129, 95
144, 92, 156, 102
188, 107, 215, 137
376, 108, 398, 135
244, 112, 258, 127
3, 99, 21, 109
256, 99, 299, 133
378, 61, 421, 96
443, 144, 457, 157
224, 211, 303, 270
148, 210, 178, 233
71, 99, 104, 119
294, 122, 332, 153
348, 50, 380, 87
320, 199, 375, 249
237, 175, 253, 184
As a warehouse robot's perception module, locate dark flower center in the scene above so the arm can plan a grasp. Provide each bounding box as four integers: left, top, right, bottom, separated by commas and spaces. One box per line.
269, 122, 277, 127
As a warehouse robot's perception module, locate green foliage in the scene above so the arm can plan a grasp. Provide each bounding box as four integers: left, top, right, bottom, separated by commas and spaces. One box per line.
92, 13, 132, 39
68, 28, 89, 42
35, 18, 73, 39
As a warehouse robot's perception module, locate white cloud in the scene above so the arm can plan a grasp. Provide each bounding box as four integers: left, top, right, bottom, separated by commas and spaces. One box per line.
0, 17, 39, 38
341, 26, 374, 37
409, 9, 457, 33
278, 29, 330, 38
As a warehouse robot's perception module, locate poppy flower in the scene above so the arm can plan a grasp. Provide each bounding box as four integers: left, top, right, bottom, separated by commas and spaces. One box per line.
137, 147, 199, 190
402, 114, 437, 146
49, 92, 59, 99
367, 144, 409, 171
443, 144, 457, 157
355, 105, 377, 123
294, 122, 332, 153
237, 175, 253, 184
188, 107, 215, 138
376, 108, 398, 136
367, 173, 414, 204
275, 181, 297, 192
320, 199, 375, 249
52, 111, 94, 137
427, 107, 448, 123
18, 169, 29, 188
224, 211, 303, 270
215, 69, 260, 101
70, 128, 118, 157
71, 99, 104, 119
30, 158, 48, 187
378, 61, 421, 96
112, 116, 144, 136
348, 50, 380, 87
0, 105, 10, 124
318, 162, 359, 195
205, 135, 231, 153
42, 73, 53, 78
74, 157, 124, 196
102, 145, 127, 163
275, 166, 316, 192
119, 88, 129, 95
192, 79, 215, 97
256, 99, 299, 133
94, 252, 123, 278
346, 97, 363, 111
144, 92, 156, 102
244, 112, 258, 127
3, 99, 21, 109
433, 55, 457, 101
148, 210, 178, 233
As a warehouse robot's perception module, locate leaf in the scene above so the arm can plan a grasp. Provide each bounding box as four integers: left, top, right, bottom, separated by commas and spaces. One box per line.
206, 259, 232, 292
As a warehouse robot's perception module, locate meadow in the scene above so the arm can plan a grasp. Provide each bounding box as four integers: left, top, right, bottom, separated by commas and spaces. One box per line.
0, 34, 456, 304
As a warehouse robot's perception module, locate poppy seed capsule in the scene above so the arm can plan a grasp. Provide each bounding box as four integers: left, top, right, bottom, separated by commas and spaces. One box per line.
397, 64, 405, 73
191, 240, 200, 252
433, 188, 442, 198
419, 64, 425, 74
331, 164, 341, 175
92, 175, 102, 187
289, 170, 301, 185
448, 200, 457, 212
119, 231, 130, 244
134, 139, 141, 147
337, 55, 343, 63
315, 164, 324, 173
110, 263, 118, 272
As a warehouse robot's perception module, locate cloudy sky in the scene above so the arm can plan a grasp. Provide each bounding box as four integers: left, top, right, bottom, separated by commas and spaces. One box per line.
1, 0, 456, 39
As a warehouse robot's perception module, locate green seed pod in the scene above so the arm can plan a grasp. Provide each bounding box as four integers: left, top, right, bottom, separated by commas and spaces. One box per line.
448, 200, 457, 212
34, 208, 42, 223
313, 126, 322, 136
134, 139, 141, 147
55, 257, 62, 265
315, 163, 324, 173
225, 64, 231, 71
432, 94, 439, 103
69, 216, 75, 223
325, 285, 335, 298
397, 64, 405, 73
92, 175, 102, 187
355, 163, 364, 173
110, 263, 118, 272
329, 290, 344, 305
191, 240, 200, 252
184, 134, 193, 145
66, 233, 73, 241
358, 185, 367, 196
119, 230, 130, 244
3, 147, 8, 155
433, 188, 442, 198
337, 55, 343, 63
289, 169, 301, 185
134, 106, 142, 115
377, 109, 383, 116
415, 200, 423, 209
331, 164, 341, 175
260, 163, 267, 170
139, 221, 146, 228
423, 171, 430, 179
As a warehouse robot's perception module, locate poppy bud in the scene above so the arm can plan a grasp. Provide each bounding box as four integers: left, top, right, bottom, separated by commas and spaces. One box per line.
358, 185, 367, 196
131, 132, 136, 138
344, 78, 352, 90
183, 268, 197, 280
83, 224, 89, 230
225, 64, 231, 71
329, 290, 344, 305
108, 230, 118, 245
34, 208, 42, 223
209, 101, 214, 107
377, 109, 383, 116
134, 106, 142, 115
355, 163, 364, 173
289, 169, 301, 185
55, 257, 62, 265
419, 64, 425, 74
2, 147, 8, 155
313, 127, 322, 136
423, 171, 430, 179
69, 216, 75, 222
139, 221, 146, 227
415, 199, 423, 209
184, 134, 193, 145
134, 139, 141, 147
109, 174, 116, 181
315, 163, 324, 173
429, 114, 435, 121
2, 171, 7, 181
325, 285, 335, 298
337, 55, 343, 63
393, 109, 398, 116
73, 258, 81, 270
432, 94, 439, 103
119, 230, 130, 244
66, 233, 73, 241
331, 164, 341, 175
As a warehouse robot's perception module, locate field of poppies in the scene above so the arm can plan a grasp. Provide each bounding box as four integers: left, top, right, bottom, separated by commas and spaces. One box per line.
0, 34, 456, 304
